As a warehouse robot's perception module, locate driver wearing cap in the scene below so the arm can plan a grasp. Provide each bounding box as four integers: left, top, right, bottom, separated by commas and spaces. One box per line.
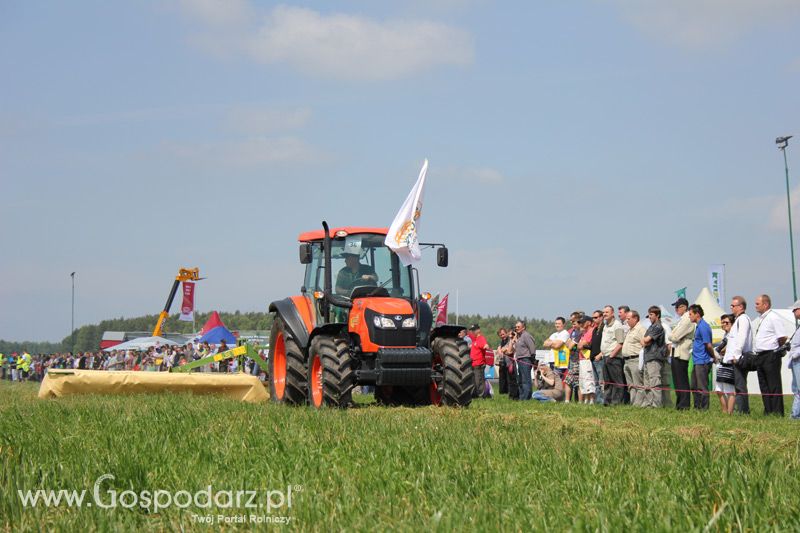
335, 253, 378, 296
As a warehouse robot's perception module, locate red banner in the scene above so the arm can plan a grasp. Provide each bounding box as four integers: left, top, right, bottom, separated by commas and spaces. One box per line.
179, 281, 195, 322
435, 293, 448, 327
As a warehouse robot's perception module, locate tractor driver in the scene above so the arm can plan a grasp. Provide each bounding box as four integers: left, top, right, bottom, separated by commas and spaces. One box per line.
335, 253, 378, 296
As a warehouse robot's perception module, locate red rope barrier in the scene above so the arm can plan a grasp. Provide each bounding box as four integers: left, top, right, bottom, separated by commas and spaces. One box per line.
496, 355, 794, 397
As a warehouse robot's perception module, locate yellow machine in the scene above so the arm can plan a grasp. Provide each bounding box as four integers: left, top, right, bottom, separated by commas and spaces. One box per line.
152, 268, 202, 337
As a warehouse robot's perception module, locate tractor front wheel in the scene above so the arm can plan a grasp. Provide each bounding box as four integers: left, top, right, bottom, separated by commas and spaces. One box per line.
307, 335, 354, 408
430, 336, 473, 407
268, 317, 307, 405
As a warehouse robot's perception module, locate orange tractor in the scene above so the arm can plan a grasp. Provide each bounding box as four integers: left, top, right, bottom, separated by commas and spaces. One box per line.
268, 222, 473, 408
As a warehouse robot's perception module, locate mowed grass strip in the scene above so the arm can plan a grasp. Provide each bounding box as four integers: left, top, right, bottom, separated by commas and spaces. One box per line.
1, 381, 799, 531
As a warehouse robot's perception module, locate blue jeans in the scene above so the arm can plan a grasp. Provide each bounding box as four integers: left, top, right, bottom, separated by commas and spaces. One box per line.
593, 358, 605, 404
791, 357, 800, 420
517, 358, 532, 400
532, 391, 556, 402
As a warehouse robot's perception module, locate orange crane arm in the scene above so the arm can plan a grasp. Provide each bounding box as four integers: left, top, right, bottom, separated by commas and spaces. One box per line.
152, 268, 202, 337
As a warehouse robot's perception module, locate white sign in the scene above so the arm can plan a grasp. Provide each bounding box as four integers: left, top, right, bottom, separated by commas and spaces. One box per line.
708, 264, 725, 305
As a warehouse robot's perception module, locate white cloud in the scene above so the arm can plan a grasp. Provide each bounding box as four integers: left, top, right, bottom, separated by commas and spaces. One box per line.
176, 3, 473, 81
177, 0, 252, 27
441, 165, 506, 184
223, 105, 312, 136
163, 136, 319, 168
768, 184, 800, 232
718, 183, 800, 233
607, 0, 800, 50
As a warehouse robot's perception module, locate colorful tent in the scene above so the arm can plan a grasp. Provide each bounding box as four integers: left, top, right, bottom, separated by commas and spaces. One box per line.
199, 311, 226, 335
199, 326, 237, 345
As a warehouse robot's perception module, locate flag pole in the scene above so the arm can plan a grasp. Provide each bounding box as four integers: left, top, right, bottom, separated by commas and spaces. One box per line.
456, 288, 459, 325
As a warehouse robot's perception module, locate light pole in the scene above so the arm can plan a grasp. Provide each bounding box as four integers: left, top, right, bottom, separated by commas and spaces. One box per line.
777, 135, 796, 302
71, 271, 76, 352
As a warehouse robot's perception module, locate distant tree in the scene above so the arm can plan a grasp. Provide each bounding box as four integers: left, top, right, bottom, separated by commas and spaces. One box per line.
9, 309, 555, 353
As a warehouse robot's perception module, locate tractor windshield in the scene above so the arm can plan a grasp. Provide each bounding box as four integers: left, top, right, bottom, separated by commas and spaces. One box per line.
304, 234, 413, 299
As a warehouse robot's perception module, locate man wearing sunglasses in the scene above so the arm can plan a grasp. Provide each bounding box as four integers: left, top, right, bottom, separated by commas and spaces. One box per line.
727, 296, 753, 414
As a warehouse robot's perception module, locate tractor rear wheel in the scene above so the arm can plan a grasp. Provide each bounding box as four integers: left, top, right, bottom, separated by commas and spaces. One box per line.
307, 335, 354, 408
268, 317, 307, 405
430, 336, 473, 407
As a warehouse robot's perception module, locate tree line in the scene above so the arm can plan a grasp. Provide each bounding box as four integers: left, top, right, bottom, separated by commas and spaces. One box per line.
1, 311, 555, 354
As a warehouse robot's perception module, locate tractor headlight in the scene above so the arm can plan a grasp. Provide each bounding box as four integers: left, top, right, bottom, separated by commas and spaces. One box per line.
373, 316, 397, 329
401, 317, 416, 328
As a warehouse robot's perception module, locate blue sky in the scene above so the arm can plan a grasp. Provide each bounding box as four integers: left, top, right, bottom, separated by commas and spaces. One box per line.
2, 0, 799, 342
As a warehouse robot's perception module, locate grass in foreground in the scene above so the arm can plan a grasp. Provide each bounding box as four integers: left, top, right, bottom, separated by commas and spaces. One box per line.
1, 381, 799, 531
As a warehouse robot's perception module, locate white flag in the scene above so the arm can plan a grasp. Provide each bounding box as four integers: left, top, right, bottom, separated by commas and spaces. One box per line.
385, 159, 428, 266
708, 264, 725, 305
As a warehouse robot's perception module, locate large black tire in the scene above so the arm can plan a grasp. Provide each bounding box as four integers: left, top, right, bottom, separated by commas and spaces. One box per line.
307, 335, 355, 408
268, 317, 307, 405
431, 336, 473, 407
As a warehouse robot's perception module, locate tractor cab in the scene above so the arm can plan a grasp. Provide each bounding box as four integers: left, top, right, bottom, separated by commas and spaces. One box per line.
300, 228, 419, 353
300, 230, 412, 304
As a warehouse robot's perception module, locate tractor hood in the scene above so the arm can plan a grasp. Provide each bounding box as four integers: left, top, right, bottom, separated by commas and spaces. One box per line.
348, 297, 416, 350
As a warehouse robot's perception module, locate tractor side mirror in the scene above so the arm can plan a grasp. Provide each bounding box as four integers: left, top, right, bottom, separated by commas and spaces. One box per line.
437, 247, 449, 267
299, 243, 313, 264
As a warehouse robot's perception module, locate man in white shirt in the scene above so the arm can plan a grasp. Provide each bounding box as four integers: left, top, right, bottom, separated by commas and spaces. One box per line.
727, 295, 753, 414
787, 299, 800, 420
753, 294, 787, 417
542, 317, 570, 376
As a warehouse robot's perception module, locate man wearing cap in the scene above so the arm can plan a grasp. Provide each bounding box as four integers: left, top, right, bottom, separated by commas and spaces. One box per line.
532, 361, 565, 402
335, 253, 378, 296
753, 294, 787, 416
468, 324, 490, 399
599, 305, 626, 405
669, 297, 695, 410
514, 320, 537, 401
787, 299, 800, 420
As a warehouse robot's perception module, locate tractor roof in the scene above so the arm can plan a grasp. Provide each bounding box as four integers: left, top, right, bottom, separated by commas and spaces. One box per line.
298, 227, 389, 242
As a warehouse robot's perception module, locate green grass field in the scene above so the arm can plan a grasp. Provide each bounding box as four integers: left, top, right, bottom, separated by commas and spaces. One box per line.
1, 381, 799, 531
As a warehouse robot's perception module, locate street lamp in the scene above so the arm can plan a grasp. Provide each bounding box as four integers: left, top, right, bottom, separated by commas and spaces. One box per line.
71, 271, 76, 352
777, 135, 796, 302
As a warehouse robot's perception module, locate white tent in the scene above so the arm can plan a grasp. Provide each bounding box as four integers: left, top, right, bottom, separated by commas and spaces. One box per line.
694, 287, 726, 326
102, 336, 180, 352
694, 287, 727, 342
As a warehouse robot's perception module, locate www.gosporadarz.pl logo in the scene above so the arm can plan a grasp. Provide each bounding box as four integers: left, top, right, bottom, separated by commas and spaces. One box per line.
18, 473, 300, 517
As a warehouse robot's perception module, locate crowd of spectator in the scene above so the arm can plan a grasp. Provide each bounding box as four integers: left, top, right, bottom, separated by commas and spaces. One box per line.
4, 293, 799, 420
464, 294, 800, 420
0, 342, 268, 383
